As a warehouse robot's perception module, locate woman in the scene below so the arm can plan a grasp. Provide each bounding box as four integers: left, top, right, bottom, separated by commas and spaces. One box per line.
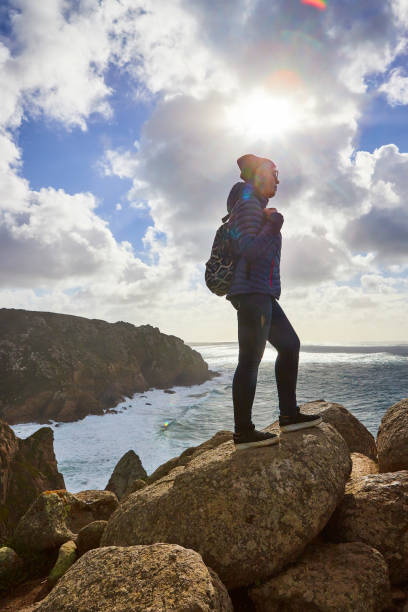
226, 154, 322, 450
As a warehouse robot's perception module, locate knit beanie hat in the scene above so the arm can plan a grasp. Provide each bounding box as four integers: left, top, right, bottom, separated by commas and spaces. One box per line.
237, 154, 276, 182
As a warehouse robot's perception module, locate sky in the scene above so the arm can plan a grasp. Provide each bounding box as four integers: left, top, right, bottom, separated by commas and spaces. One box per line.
1, 0, 408, 344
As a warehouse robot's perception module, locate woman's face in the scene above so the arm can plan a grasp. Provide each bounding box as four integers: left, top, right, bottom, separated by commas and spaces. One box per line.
254, 162, 279, 198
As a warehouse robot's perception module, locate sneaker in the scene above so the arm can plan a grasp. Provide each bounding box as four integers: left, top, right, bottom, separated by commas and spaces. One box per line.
233, 429, 279, 451
279, 409, 323, 433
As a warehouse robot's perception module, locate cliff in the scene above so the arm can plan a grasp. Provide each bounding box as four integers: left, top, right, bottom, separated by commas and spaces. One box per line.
0, 308, 218, 425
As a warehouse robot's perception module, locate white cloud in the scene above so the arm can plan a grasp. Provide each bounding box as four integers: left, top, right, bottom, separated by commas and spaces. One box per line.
379, 67, 408, 106
0, 0, 407, 341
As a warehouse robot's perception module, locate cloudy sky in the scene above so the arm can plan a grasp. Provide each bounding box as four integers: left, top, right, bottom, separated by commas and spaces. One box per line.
1, 0, 408, 344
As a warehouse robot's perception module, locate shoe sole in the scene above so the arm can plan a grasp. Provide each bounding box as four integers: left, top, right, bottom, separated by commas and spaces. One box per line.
280, 416, 323, 433
234, 437, 279, 451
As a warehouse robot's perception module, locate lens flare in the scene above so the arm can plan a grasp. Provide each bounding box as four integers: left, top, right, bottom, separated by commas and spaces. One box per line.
225, 88, 308, 141
301, 0, 327, 10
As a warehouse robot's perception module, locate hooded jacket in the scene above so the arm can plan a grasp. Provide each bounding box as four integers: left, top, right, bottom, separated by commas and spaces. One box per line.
225, 181, 283, 301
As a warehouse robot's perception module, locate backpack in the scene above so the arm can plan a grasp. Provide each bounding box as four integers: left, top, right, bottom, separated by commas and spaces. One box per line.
205, 212, 237, 296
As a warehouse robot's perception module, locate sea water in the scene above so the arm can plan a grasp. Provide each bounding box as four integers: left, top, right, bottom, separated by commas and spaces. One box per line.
11, 343, 408, 493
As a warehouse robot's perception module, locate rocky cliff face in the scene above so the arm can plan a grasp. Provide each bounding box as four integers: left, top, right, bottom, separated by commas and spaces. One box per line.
0, 308, 218, 425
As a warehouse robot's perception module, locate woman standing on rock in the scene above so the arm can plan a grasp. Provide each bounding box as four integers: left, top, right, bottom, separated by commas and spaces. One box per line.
226, 154, 322, 450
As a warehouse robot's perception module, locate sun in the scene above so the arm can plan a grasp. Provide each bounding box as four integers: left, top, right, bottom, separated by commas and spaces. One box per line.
225, 88, 302, 140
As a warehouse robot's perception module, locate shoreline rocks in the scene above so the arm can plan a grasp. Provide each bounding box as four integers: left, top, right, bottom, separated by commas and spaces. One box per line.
35, 544, 234, 611
249, 541, 391, 612
101, 422, 351, 590
324, 470, 408, 585
0, 308, 219, 426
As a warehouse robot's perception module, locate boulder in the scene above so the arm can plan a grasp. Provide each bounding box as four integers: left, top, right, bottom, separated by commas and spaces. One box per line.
36, 544, 233, 611
274, 400, 378, 461
146, 430, 232, 484
0, 422, 64, 545
73, 490, 118, 521
377, 399, 408, 472
11, 489, 118, 556
249, 541, 391, 611
76, 521, 107, 556
0, 546, 24, 592
47, 540, 77, 587
350, 453, 379, 480
324, 471, 408, 584
105, 450, 147, 500
101, 423, 351, 590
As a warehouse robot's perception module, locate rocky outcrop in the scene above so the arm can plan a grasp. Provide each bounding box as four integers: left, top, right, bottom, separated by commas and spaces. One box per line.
0, 422, 64, 545
0, 308, 219, 425
101, 423, 351, 590
105, 450, 147, 500
249, 541, 391, 612
377, 398, 408, 472
277, 400, 378, 460
11, 489, 118, 557
36, 544, 233, 611
324, 470, 408, 584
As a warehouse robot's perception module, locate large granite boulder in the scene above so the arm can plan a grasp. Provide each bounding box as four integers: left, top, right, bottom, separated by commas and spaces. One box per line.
324, 471, 408, 584
0, 422, 64, 545
105, 450, 147, 500
0, 308, 218, 425
274, 400, 378, 460
249, 540, 391, 612
377, 399, 408, 472
146, 430, 232, 484
101, 423, 351, 590
11, 489, 118, 556
36, 544, 233, 611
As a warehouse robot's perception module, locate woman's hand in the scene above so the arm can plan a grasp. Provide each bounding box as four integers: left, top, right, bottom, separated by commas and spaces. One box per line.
264, 207, 278, 217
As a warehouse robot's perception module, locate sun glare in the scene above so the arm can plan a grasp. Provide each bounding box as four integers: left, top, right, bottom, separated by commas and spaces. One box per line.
225, 89, 302, 140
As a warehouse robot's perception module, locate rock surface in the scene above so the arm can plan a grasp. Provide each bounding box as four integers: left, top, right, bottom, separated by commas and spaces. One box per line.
0, 422, 64, 545
377, 399, 408, 472
0, 308, 218, 425
249, 541, 391, 612
146, 430, 232, 484
36, 544, 233, 611
276, 400, 378, 460
76, 521, 107, 556
102, 423, 351, 590
350, 452, 379, 480
105, 450, 147, 500
47, 541, 77, 587
11, 489, 118, 556
324, 470, 408, 584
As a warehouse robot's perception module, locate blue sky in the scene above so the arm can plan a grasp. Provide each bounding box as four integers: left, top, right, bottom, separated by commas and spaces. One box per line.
1, 0, 408, 343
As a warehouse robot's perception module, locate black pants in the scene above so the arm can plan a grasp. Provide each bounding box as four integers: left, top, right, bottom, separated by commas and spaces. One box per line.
229, 293, 300, 433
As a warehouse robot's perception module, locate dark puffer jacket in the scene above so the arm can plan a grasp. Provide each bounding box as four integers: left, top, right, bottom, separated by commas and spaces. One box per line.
225, 182, 283, 301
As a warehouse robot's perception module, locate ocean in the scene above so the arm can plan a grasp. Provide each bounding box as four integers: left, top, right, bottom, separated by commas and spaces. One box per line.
11, 343, 408, 493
